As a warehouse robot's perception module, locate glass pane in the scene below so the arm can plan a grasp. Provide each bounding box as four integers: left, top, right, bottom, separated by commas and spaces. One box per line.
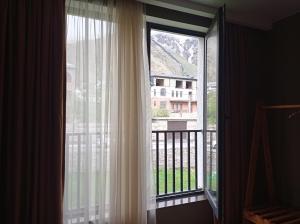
205, 20, 218, 206
150, 29, 204, 196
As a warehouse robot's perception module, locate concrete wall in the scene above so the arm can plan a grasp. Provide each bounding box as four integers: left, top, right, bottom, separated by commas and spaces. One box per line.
156, 200, 213, 224
152, 119, 198, 130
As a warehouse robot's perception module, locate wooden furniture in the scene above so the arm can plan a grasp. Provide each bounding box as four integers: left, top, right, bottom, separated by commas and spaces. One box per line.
243, 104, 300, 224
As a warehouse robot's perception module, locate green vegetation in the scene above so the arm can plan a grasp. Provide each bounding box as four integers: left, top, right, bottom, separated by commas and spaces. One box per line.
207, 92, 217, 126
155, 168, 197, 194
207, 172, 217, 191
152, 108, 170, 117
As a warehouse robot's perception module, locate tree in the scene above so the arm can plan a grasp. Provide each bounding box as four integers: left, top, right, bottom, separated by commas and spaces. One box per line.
152, 108, 169, 117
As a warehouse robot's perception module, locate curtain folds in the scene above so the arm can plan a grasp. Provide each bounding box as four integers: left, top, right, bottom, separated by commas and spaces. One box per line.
223, 23, 266, 224
223, 23, 248, 224
0, 1, 66, 224
64, 0, 155, 223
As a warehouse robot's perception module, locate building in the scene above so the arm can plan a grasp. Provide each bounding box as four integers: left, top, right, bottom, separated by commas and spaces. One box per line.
151, 75, 198, 114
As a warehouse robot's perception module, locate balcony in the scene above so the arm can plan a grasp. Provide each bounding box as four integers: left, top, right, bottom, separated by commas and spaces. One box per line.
152, 129, 216, 200
66, 130, 216, 205
64, 129, 216, 222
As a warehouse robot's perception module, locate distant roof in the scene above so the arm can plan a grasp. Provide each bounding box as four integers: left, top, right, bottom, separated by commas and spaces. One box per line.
151, 73, 197, 81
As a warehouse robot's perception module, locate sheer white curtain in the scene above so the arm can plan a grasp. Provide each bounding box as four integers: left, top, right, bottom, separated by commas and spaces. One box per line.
64, 0, 155, 223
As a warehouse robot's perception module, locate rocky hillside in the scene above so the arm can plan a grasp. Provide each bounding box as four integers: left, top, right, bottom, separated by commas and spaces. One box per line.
66, 30, 202, 79
151, 30, 199, 78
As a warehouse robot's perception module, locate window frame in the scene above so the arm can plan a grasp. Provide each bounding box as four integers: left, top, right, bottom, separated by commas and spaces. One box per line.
147, 22, 206, 201
159, 101, 167, 109
203, 7, 225, 219
156, 78, 165, 86
146, 22, 206, 71
160, 88, 166, 96
186, 81, 192, 89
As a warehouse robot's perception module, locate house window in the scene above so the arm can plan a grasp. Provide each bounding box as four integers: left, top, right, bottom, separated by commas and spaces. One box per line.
160, 88, 166, 96
176, 80, 183, 88
148, 25, 208, 202
156, 78, 164, 86
160, 101, 166, 109
186, 81, 192, 89
64, 2, 223, 221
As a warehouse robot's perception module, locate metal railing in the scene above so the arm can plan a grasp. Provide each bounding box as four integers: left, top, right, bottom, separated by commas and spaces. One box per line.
152, 129, 216, 200
64, 129, 216, 209
152, 130, 200, 200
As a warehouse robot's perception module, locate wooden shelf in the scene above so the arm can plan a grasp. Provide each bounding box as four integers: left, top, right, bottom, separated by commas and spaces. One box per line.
262, 105, 300, 110
243, 103, 300, 224
244, 206, 300, 224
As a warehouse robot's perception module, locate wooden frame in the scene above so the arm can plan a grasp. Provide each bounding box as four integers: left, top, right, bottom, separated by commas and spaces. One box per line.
243, 103, 300, 224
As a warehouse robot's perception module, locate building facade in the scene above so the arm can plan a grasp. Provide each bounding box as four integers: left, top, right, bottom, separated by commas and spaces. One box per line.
151, 75, 198, 115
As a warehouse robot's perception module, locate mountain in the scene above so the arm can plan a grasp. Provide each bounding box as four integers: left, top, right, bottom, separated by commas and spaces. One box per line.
66, 30, 209, 81
151, 30, 199, 78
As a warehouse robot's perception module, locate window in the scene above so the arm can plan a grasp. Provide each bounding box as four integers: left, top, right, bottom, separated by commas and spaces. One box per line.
160, 101, 166, 109
176, 80, 183, 88
65, 2, 224, 221
148, 11, 227, 217
66, 8, 163, 223
156, 78, 164, 86
150, 29, 204, 198
149, 27, 205, 201
160, 88, 166, 96
186, 81, 192, 89
203, 8, 225, 218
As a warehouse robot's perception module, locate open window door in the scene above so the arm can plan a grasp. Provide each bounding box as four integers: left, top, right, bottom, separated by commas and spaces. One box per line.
203, 6, 225, 221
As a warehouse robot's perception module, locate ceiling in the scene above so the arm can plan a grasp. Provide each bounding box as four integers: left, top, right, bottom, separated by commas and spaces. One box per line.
189, 0, 300, 30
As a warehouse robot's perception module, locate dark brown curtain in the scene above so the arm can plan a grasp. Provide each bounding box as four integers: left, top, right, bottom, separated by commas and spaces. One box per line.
223, 23, 267, 224
0, 1, 66, 224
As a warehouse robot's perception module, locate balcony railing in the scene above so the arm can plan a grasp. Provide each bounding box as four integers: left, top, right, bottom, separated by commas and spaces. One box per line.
152, 129, 216, 200
64, 129, 216, 211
